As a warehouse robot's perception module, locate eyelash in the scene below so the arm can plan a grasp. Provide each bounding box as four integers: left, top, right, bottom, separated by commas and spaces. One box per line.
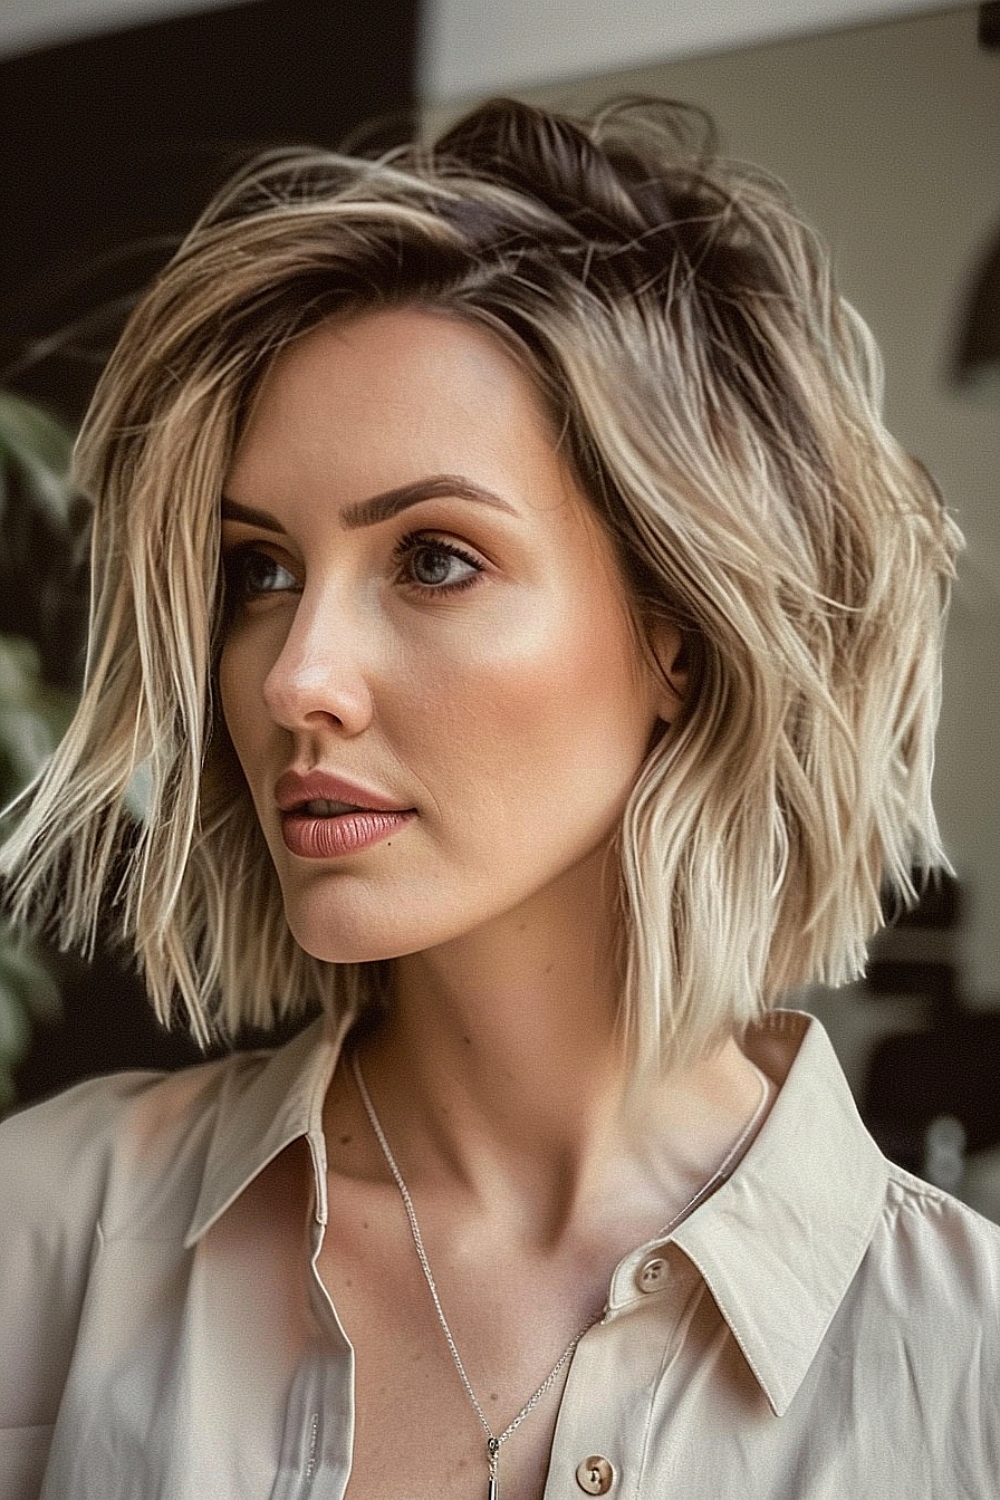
222, 530, 485, 608
392, 530, 485, 597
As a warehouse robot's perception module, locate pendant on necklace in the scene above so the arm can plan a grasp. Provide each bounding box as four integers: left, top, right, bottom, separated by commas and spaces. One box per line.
487, 1436, 500, 1500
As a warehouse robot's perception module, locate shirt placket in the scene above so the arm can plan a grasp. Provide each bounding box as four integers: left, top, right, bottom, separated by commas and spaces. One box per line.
268, 1130, 699, 1500
542, 1243, 697, 1500
269, 1131, 356, 1500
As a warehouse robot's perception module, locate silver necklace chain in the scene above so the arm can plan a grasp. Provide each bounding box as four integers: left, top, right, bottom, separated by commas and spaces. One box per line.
350, 1047, 770, 1499
350, 1049, 595, 1493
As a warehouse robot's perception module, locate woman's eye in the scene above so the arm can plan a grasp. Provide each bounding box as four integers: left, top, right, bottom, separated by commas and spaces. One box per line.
394, 533, 483, 595
224, 546, 299, 603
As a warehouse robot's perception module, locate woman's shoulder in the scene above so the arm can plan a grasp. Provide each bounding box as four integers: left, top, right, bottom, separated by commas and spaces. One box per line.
0, 1047, 271, 1245
0, 1050, 277, 1497
816, 1160, 1000, 1465
877, 1157, 1000, 1285
845, 1157, 1000, 1382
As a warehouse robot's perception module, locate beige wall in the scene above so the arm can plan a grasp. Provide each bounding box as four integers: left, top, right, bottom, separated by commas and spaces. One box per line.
425, 6, 1000, 1002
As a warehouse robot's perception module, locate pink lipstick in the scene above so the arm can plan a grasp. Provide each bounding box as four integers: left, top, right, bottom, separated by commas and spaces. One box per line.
275, 769, 415, 860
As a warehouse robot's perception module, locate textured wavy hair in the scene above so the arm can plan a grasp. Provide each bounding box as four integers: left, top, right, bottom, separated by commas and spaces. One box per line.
0, 97, 961, 1068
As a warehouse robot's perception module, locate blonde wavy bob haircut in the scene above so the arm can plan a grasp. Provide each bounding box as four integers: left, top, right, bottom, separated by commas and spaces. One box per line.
0, 98, 961, 1070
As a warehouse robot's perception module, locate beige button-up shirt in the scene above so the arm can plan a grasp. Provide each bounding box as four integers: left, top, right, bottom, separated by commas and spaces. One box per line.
2, 1009, 998, 1499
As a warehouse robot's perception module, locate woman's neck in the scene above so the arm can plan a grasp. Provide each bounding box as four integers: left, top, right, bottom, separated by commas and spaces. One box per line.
350, 847, 768, 1247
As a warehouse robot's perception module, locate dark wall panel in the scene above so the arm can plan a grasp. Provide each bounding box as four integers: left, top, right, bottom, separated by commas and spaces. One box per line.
0, 0, 419, 419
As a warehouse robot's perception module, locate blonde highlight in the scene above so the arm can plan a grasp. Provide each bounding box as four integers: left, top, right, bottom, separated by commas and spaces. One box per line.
0, 97, 960, 1068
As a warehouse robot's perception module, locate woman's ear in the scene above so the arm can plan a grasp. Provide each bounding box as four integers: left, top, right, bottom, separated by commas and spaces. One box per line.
649, 621, 689, 725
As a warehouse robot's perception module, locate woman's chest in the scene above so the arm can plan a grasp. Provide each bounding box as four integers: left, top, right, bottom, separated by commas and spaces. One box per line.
313, 1216, 587, 1500
33, 1147, 933, 1500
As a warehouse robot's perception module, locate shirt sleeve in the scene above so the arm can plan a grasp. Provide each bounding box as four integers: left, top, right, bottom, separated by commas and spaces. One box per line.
0, 1072, 165, 1500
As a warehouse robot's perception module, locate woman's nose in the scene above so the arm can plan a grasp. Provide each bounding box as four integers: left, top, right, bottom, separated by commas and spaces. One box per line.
261, 590, 375, 736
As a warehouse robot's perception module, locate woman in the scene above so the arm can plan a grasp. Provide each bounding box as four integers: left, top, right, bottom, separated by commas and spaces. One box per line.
1, 97, 996, 1500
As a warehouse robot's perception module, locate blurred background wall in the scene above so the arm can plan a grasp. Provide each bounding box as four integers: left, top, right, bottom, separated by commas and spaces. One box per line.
1, 0, 998, 1210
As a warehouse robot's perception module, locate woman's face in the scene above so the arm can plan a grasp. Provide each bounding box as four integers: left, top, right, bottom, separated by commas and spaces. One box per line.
219, 307, 681, 962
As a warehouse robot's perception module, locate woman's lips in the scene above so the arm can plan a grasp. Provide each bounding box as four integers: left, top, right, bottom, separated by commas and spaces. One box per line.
274, 767, 408, 814
281, 807, 416, 859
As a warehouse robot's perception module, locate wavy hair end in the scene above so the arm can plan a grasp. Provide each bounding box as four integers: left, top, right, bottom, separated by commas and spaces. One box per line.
0, 97, 962, 1071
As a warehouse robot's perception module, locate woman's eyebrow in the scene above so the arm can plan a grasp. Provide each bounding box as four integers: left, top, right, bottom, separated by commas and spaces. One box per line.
340, 475, 517, 529
220, 497, 286, 532
220, 475, 516, 535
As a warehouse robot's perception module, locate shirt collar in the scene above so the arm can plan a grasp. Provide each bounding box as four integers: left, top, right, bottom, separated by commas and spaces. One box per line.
183, 1006, 890, 1421
671, 1009, 889, 1417
184, 1010, 350, 1248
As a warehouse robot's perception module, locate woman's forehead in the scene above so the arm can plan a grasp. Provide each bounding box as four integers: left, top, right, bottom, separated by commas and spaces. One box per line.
224, 306, 597, 536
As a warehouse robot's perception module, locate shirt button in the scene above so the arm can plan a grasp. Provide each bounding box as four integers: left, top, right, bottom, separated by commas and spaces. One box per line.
576, 1455, 615, 1494
636, 1254, 668, 1293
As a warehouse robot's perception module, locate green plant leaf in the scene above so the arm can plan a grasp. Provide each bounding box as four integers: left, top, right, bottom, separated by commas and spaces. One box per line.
0, 390, 74, 528
0, 635, 74, 798
0, 925, 62, 1115
0, 393, 77, 1110
0, 980, 31, 1060
0, 934, 61, 1023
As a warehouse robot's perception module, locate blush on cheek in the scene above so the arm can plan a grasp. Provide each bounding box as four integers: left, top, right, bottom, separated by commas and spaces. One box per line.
451, 605, 651, 826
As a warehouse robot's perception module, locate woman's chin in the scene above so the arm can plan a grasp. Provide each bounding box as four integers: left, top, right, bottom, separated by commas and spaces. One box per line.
283, 902, 426, 966
288, 924, 410, 966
